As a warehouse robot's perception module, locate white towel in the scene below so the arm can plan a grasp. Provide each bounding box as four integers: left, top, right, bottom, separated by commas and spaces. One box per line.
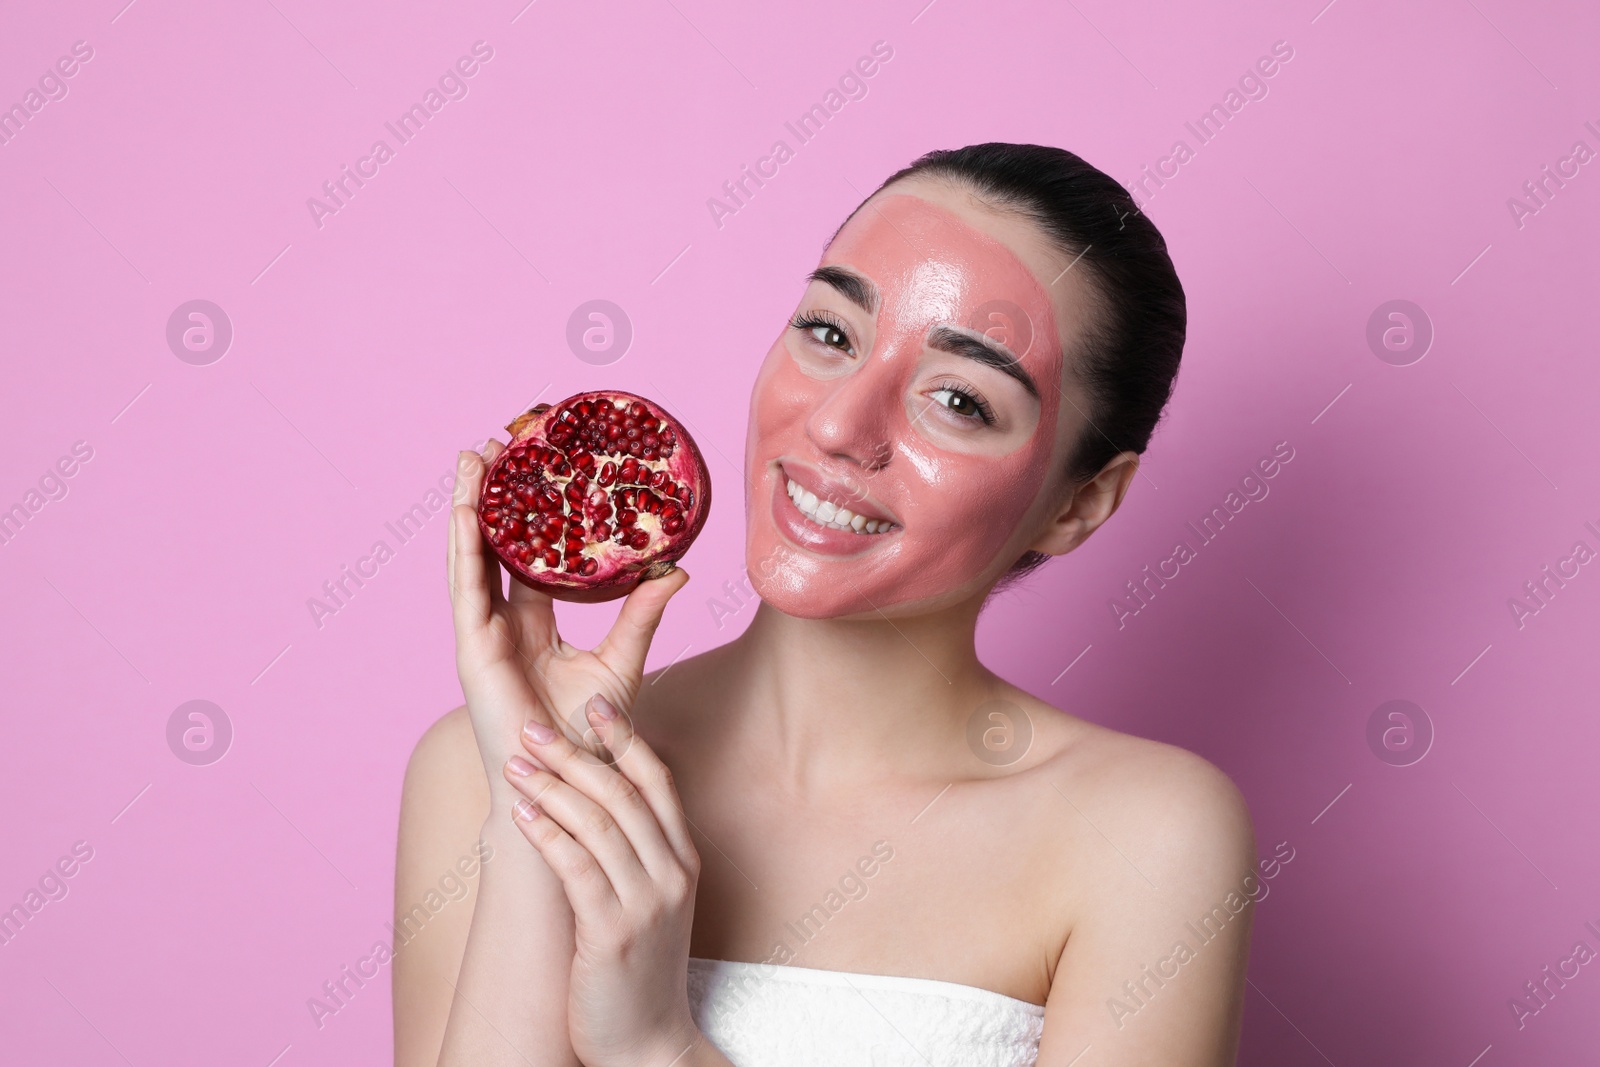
687, 956, 1045, 1066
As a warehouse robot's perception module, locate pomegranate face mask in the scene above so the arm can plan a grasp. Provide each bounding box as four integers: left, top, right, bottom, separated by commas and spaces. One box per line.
744, 193, 1070, 618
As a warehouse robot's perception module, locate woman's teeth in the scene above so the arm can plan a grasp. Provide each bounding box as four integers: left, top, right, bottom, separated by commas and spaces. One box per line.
786, 477, 894, 534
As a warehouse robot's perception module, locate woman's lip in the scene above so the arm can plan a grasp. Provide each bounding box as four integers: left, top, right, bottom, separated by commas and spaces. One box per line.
776, 461, 897, 525
769, 469, 898, 557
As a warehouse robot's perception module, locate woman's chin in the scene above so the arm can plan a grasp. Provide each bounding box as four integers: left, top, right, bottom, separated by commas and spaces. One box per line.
746, 573, 865, 620
746, 564, 980, 622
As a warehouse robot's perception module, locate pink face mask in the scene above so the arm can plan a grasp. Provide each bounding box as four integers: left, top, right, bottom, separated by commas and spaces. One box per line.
743, 192, 1072, 618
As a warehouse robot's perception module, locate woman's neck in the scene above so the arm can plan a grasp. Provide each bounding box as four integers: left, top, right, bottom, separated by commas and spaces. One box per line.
715, 598, 1002, 797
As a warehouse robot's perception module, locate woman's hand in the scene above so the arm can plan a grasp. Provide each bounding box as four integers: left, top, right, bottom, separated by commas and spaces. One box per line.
505, 693, 718, 1067
448, 442, 691, 817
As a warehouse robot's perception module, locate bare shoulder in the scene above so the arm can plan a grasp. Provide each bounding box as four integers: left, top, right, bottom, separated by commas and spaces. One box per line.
1014, 692, 1257, 891
1011, 698, 1259, 1059
401, 704, 490, 831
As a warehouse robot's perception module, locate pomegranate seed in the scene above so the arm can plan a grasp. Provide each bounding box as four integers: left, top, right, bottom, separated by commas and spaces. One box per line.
503, 518, 527, 539
540, 487, 562, 511
530, 536, 548, 552
598, 462, 617, 486
661, 428, 676, 445
619, 488, 636, 508
482, 508, 502, 524
662, 516, 685, 535
618, 508, 637, 526
579, 558, 598, 577
628, 401, 646, 419
626, 439, 642, 456
643, 433, 659, 449
593, 522, 612, 540
541, 548, 561, 568
627, 528, 650, 549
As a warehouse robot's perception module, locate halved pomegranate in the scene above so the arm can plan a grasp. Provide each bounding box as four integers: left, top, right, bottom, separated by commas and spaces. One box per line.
476, 390, 711, 602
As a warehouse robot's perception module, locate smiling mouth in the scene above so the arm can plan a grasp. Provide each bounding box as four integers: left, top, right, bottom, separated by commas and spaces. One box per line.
783, 475, 898, 535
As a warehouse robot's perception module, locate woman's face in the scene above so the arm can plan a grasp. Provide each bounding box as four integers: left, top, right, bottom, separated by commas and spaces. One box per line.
743, 182, 1097, 619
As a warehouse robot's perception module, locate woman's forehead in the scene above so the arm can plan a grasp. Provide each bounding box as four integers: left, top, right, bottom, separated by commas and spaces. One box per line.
821, 193, 1063, 364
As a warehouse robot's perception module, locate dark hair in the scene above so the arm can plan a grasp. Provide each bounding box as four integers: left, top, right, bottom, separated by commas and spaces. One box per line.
844, 142, 1187, 587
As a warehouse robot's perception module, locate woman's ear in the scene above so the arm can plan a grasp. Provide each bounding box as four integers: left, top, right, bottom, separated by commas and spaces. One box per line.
1027, 451, 1140, 557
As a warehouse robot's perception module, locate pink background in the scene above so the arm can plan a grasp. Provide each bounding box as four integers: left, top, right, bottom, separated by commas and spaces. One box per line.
3, 0, 1597, 1063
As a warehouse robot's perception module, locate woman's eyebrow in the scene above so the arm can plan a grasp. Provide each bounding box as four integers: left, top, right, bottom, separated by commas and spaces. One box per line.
926, 325, 1040, 399
806, 266, 878, 315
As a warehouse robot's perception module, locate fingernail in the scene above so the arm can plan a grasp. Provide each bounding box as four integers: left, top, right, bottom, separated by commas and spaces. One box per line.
514, 798, 540, 821
506, 755, 537, 777
523, 720, 556, 744
590, 694, 619, 721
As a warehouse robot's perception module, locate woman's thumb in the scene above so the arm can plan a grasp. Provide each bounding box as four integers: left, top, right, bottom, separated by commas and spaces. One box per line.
596, 565, 692, 672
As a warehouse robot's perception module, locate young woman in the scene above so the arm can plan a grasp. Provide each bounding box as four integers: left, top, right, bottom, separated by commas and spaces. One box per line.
396, 143, 1257, 1067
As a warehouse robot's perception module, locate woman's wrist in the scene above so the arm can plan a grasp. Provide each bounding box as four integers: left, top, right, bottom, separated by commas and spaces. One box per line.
636, 1027, 731, 1067
479, 807, 529, 845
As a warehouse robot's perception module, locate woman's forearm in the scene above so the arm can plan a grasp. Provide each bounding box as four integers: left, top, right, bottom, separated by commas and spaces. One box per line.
436, 816, 582, 1067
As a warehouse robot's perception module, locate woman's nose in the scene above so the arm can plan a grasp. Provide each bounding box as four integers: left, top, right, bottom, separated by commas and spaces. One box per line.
803, 361, 896, 472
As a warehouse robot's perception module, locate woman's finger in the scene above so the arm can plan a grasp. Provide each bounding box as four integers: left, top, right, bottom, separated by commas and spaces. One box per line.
504, 755, 660, 908
518, 714, 683, 886
509, 796, 623, 932
450, 505, 493, 643
449, 447, 508, 632
593, 566, 691, 673
586, 695, 699, 874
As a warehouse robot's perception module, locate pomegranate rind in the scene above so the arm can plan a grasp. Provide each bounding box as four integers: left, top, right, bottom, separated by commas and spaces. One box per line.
475, 390, 711, 603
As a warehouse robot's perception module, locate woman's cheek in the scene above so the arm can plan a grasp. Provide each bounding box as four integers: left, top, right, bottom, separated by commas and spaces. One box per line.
900, 443, 1052, 568
753, 351, 823, 439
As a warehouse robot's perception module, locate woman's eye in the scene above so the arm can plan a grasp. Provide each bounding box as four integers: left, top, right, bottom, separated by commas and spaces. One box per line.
809, 324, 853, 354
930, 387, 987, 421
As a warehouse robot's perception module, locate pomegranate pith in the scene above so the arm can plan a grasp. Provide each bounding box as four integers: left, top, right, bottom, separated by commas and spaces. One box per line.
476, 390, 711, 602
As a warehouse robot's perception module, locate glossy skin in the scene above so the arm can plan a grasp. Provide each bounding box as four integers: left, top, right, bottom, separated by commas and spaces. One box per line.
746, 193, 1076, 618
397, 177, 1257, 1067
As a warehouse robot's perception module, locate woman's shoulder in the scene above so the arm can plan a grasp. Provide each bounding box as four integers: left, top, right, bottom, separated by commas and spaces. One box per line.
407, 704, 478, 773
1012, 692, 1257, 876
402, 705, 490, 830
